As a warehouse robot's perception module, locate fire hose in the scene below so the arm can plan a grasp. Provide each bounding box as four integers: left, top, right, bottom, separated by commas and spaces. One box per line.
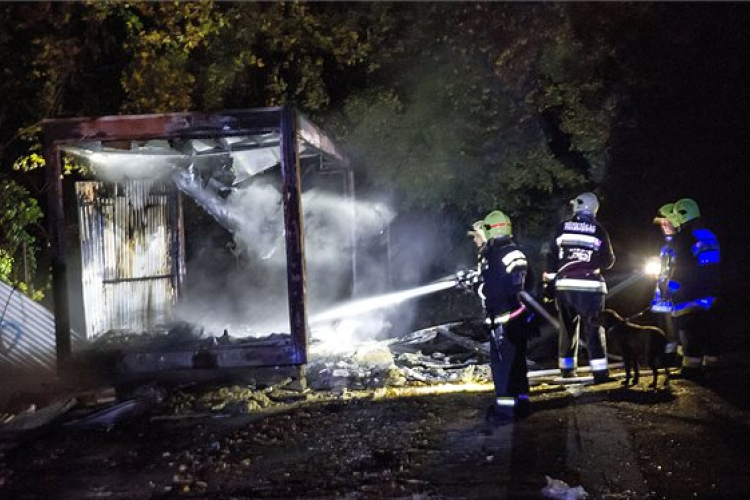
518, 291, 561, 331
452, 268, 560, 330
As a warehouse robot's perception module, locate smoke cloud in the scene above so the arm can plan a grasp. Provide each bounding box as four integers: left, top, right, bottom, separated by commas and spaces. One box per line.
170, 163, 398, 339
67, 143, 457, 346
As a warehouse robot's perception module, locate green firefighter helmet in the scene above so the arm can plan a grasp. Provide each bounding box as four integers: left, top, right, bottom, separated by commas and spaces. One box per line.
673, 198, 700, 225
657, 203, 674, 218
483, 210, 512, 239
654, 203, 681, 229
468, 219, 487, 242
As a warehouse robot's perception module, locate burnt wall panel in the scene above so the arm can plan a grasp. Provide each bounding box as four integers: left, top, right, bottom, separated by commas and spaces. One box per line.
76, 180, 181, 338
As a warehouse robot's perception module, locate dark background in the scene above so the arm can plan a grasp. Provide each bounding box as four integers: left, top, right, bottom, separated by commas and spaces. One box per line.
603, 3, 749, 350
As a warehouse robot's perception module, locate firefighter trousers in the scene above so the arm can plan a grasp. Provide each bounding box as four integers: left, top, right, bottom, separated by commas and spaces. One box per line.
488, 318, 529, 412
675, 309, 720, 370
555, 290, 608, 377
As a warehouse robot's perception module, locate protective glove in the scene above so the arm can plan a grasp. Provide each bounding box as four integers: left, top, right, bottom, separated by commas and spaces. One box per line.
542, 277, 556, 303
455, 269, 481, 292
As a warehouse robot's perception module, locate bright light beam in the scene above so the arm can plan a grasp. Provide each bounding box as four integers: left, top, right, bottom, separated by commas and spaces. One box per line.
606, 271, 647, 299
644, 257, 661, 277
310, 280, 457, 324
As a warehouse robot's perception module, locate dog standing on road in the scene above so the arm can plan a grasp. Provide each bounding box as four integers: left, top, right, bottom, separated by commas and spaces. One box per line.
598, 309, 670, 388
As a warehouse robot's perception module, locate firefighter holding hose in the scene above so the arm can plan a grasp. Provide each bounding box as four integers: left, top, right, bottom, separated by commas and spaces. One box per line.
463, 210, 533, 424
543, 192, 615, 384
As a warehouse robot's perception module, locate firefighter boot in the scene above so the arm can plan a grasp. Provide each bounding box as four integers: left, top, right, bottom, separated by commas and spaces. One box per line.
593, 370, 613, 385
485, 405, 514, 426
485, 396, 531, 426
514, 397, 531, 421
561, 369, 578, 379
678, 356, 704, 381
677, 366, 703, 381
701, 355, 721, 383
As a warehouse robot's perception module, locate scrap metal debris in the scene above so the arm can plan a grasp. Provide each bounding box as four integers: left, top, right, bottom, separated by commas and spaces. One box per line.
307, 321, 492, 391
0, 398, 77, 433
64, 398, 154, 431
89, 322, 291, 352
542, 476, 589, 500
0, 321, 536, 433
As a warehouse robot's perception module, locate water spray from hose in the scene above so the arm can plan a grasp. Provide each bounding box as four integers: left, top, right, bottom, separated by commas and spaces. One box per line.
310, 279, 457, 325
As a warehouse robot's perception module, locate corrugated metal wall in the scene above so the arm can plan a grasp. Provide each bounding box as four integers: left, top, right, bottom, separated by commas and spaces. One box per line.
76, 180, 182, 339
0, 281, 57, 372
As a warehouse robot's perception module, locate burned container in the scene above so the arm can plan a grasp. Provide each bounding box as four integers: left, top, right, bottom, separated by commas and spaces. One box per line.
42, 106, 356, 376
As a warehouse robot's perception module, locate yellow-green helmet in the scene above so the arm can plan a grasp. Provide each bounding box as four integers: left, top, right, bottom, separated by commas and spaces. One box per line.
483, 210, 512, 238
673, 198, 700, 225
468, 220, 487, 240
654, 203, 681, 229
657, 204, 674, 217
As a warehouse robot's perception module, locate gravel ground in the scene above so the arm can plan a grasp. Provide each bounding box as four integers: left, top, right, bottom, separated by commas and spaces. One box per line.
1, 360, 749, 500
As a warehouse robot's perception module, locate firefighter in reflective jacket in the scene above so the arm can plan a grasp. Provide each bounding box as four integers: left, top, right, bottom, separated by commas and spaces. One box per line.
651, 203, 681, 355
543, 192, 615, 383
472, 210, 532, 424
665, 198, 721, 379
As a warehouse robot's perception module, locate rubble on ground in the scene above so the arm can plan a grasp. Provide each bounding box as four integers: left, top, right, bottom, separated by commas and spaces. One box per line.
87, 322, 291, 352
307, 321, 492, 391
0, 321, 497, 429
152, 321, 494, 418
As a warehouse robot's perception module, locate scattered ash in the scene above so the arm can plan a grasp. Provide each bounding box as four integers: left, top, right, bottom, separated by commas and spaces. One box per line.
155, 320, 494, 418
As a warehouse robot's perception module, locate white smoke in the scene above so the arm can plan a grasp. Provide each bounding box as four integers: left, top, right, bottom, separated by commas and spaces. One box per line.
68, 148, 404, 341
226, 183, 286, 263
170, 166, 398, 338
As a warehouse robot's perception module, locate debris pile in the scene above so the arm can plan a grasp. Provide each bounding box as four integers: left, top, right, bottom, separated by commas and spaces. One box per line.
163, 382, 304, 417
0, 399, 77, 434
0, 321, 501, 434
307, 321, 493, 391
88, 322, 291, 352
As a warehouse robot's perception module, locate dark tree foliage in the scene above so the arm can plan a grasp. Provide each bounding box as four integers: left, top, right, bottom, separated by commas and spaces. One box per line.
328, 3, 640, 238
0, 1, 665, 294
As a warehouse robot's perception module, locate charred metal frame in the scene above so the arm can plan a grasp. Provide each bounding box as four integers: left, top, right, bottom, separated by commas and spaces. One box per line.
43, 106, 345, 371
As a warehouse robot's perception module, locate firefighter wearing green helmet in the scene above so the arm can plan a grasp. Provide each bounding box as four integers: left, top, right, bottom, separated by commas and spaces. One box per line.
468, 209, 533, 424
468, 219, 488, 250
661, 198, 722, 379
650, 203, 681, 371
543, 192, 615, 383
651, 203, 679, 314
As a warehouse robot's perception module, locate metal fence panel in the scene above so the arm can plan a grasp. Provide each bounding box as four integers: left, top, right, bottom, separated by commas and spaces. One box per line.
77, 180, 178, 339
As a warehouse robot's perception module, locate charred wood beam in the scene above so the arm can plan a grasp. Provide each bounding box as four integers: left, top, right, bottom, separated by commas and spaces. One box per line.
170, 189, 186, 297
41, 109, 283, 144
435, 325, 490, 357
280, 105, 309, 365
43, 137, 72, 370
118, 344, 301, 373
